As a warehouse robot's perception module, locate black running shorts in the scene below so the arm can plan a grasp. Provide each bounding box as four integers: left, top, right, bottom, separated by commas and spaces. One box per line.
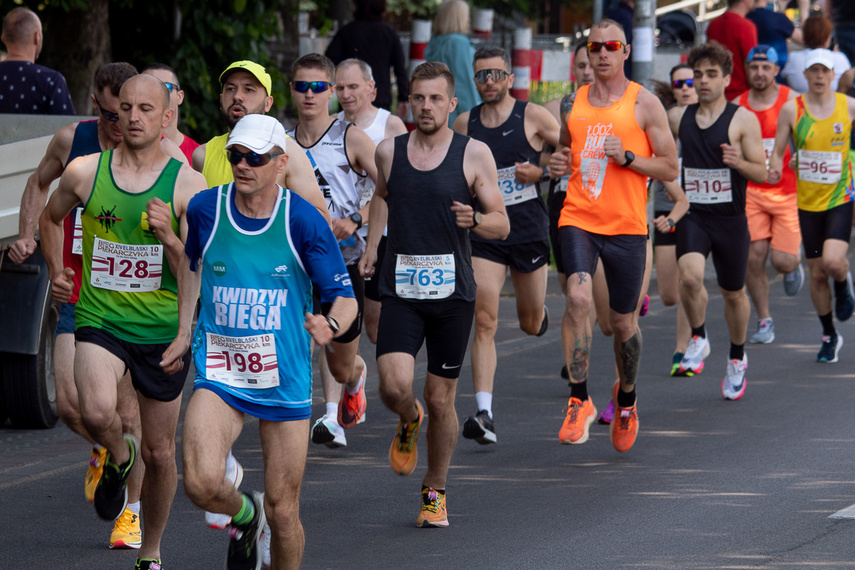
798, 202, 853, 259
471, 239, 550, 274
676, 211, 750, 292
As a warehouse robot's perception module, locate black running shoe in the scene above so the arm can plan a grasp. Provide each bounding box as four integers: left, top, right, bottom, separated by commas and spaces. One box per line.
835, 272, 855, 322
561, 364, 569, 381
135, 559, 163, 570
462, 410, 496, 444
94, 434, 137, 521
227, 491, 266, 570
536, 305, 548, 337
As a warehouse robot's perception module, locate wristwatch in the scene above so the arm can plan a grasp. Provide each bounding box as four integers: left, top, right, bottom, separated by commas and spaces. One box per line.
667, 217, 676, 233
349, 213, 363, 230
325, 316, 340, 335
472, 211, 482, 228
622, 150, 635, 168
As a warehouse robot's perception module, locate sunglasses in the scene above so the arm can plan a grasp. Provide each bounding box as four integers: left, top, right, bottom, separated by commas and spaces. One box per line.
474, 68, 510, 84
290, 81, 334, 94
672, 78, 694, 88
587, 41, 626, 52
164, 82, 180, 92
227, 150, 284, 168
94, 97, 119, 122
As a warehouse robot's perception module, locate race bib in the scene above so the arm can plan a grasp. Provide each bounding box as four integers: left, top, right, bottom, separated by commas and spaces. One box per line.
553, 174, 569, 195
90, 237, 163, 292
684, 168, 732, 204
498, 166, 538, 206
71, 208, 83, 256
205, 332, 279, 389
798, 150, 841, 185
395, 253, 455, 300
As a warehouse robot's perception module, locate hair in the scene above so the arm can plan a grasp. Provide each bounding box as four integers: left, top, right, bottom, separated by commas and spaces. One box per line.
670, 63, 693, 81
410, 61, 455, 97
2, 7, 40, 45
802, 15, 833, 49
94, 62, 139, 97
354, 0, 386, 21
651, 80, 676, 108
591, 18, 627, 42
433, 0, 470, 36
337, 58, 374, 82
573, 41, 588, 58
291, 53, 336, 82
687, 42, 733, 77
474, 45, 512, 71
142, 62, 179, 83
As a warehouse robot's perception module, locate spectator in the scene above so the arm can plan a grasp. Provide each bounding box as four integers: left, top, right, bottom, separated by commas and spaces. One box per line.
747, 0, 803, 76
424, 0, 480, 125
0, 7, 74, 114
326, 0, 409, 118
706, 0, 759, 99
824, 0, 855, 66
781, 14, 851, 92
607, 0, 634, 79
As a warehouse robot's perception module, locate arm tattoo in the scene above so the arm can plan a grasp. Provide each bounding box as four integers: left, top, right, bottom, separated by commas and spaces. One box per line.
559, 92, 577, 125
618, 331, 642, 388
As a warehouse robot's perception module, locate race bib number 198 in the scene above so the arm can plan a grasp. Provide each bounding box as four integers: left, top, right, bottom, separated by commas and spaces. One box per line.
395, 254, 455, 300
90, 237, 163, 292
205, 332, 279, 389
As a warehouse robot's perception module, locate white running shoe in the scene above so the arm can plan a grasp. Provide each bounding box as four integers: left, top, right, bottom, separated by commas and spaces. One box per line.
311, 414, 347, 448
260, 520, 271, 568
783, 265, 805, 296
749, 318, 775, 344
205, 451, 244, 529
678, 335, 710, 376
722, 355, 747, 400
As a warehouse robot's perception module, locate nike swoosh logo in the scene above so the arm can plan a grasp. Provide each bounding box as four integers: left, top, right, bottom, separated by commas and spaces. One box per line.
532, 256, 543, 264
502, 130, 514, 136
441, 363, 460, 370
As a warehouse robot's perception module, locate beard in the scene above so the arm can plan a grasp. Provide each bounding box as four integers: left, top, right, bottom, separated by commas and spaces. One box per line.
416, 115, 443, 135
224, 102, 249, 130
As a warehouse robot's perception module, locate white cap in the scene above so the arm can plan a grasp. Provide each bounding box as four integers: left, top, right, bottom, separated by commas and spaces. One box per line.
804, 48, 834, 70
226, 115, 288, 154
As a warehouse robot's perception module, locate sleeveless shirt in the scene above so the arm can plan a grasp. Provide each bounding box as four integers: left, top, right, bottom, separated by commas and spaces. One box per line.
201, 133, 232, 188
738, 86, 796, 195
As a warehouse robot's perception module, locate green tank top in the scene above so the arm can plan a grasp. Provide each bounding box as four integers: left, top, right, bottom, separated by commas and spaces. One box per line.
76, 149, 182, 343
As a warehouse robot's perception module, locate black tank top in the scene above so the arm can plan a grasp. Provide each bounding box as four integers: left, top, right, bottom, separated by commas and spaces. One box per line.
679, 102, 747, 216
66, 120, 101, 166
380, 131, 477, 302
467, 99, 547, 244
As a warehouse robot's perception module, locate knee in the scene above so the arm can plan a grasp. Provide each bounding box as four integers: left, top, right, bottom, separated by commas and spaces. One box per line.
518, 308, 544, 336
141, 438, 176, 473
80, 403, 114, 435
565, 287, 592, 317
265, 494, 301, 537
474, 307, 498, 336
325, 355, 353, 383
824, 257, 847, 277
680, 272, 703, 293
609, 317, 635, 339
183, 463, 221, 505
423, 387, 454, 418
660, 291, 679, 307
379, 377, 409, 408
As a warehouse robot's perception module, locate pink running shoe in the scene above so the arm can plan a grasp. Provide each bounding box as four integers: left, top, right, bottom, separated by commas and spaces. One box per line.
597, 398, 615, 425
639, 294, 650, 317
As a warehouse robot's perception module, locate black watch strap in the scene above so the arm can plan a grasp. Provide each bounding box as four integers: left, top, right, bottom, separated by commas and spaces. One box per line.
325, 316, 340, 334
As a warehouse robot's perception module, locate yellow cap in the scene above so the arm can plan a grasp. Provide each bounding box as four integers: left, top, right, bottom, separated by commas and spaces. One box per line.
219, 60, 272, 95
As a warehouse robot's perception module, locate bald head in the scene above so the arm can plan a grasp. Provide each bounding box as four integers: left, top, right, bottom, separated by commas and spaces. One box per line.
2, 7, 40, 46
120, 74, 170, 112
590, 19, 627, 44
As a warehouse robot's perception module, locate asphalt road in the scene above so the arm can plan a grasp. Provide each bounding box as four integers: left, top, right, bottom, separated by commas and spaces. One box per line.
2, 269, 855, 569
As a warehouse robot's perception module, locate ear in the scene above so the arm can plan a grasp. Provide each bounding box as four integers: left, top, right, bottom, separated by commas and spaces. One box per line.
176, 89, 185, 106
162, 108, 175, 130
264, 95, 274, 112
449, 96, 458, 114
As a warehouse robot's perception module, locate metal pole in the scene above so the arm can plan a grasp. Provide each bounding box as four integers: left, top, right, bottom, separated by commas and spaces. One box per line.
593, 0, 604, 25
632, 0, 656, 87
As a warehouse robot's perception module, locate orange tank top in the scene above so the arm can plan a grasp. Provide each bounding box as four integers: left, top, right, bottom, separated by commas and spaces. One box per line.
737, 86, 796, 195
559, 82, 652, 236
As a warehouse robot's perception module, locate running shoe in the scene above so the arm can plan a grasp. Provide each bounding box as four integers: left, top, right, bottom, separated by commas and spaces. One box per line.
670, 352, 685, 377
678, 335, 710, 376
205, 451, 245, 529
462, 410, 496, 444
817, 332, 843, 363
110, 507, 142, 549
749, 318, 775, 344
389, 400, 423, 476
134, 559, 162, 570
338, 368, 367, 428
639, 294, 650, 317
536, 305, 549, 337
835, 272, 855, 322
558, 397, 597, 444
311, 414, 347, 448
416, 487, 448, 528
85, 446, 107, 503
721, 355, 748, 400
227, 491, 265, 570
610, 381, 639, 452
560, 364, 569, 381
597, 398, 614, 425
783, 265, 805, 296
260, 521, 271, 569
94, 434, 137, 522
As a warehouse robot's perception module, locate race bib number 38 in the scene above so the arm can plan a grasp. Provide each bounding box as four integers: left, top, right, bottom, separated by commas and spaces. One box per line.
798, 150, 841, 185
205, 332, 279, 389
497, 165, 538, 206
395, 254, 455, 300
684, 168, 733, 204
90, 237, 163, 292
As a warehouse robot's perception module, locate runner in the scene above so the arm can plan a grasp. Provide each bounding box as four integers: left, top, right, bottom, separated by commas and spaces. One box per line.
769, 48, 855, 363
335, 58, 408, 345
358, 61, 509, 527
142, 63, 200, 162
668, 43, 767, 399
548, 19, 680, 451
166, 114, 357, 570
734, 45, 803, 346
39, 74, 208, 570
286, 53, 377, 449
452, 45, 559, 444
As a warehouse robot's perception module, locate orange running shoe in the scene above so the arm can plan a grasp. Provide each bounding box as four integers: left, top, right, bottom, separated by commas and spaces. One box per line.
610, 381, 639, 452
389, 400, 423, 476
416, 487, 448, 528
558, 397, 597, 444
85, 446, 107, 503
338, 367, 367, 428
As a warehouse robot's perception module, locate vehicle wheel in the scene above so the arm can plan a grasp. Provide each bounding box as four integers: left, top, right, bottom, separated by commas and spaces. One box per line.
2, 300, 58, 429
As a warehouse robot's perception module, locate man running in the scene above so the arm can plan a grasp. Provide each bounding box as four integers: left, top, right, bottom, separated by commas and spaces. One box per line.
39, 74, 208, 570
287, 53, 377, 449
548, 19, 679, 451
769, 48, 855, 363
734, 45, 803, 346
451, 45, 559, 444
166, 114, 357, 570
668, 43, 767, 399
142, 63, 199, 162
359, 61, 508, 527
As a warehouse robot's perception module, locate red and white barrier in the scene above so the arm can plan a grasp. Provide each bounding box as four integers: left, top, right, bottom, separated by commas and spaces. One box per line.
511, 28, 532, 101
405, 19, 432, 129
473, 8, 494, 39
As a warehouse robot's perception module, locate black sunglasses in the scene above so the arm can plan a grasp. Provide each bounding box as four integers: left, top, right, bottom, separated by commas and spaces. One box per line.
94, 97, 119, 122
672, 79, 694, 88
164, 82, 180, 92
227, 150, 284, 168
290, 81, 334, 94
474, 68, 510, 84
587, 41, 625, 52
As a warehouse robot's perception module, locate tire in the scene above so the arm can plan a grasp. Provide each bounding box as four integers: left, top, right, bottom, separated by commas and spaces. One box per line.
2, 300, 59, 429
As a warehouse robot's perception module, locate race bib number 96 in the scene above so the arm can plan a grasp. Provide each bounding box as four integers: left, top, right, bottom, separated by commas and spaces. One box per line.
798, 150, 841, 185
497, 166, 538, 206
205, 332, 279, 389
395, 254, 455, 300
684, 168, 733, 204
90, 237, 163, 292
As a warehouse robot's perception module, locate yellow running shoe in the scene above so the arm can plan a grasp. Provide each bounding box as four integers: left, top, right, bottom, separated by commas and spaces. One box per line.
416, 487, 448, 528
110, 507, 142, 549
389, 400, 423, 476
85, 446, 107, 503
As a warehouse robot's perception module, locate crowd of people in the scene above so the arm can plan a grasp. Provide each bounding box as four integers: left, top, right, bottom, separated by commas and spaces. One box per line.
3, 1, 855, 569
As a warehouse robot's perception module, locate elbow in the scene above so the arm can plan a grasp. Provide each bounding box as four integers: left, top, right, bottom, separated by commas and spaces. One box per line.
497, 219, 511, 240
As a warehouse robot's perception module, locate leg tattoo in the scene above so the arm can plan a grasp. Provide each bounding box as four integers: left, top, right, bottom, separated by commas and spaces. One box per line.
619, 331, 642, 388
